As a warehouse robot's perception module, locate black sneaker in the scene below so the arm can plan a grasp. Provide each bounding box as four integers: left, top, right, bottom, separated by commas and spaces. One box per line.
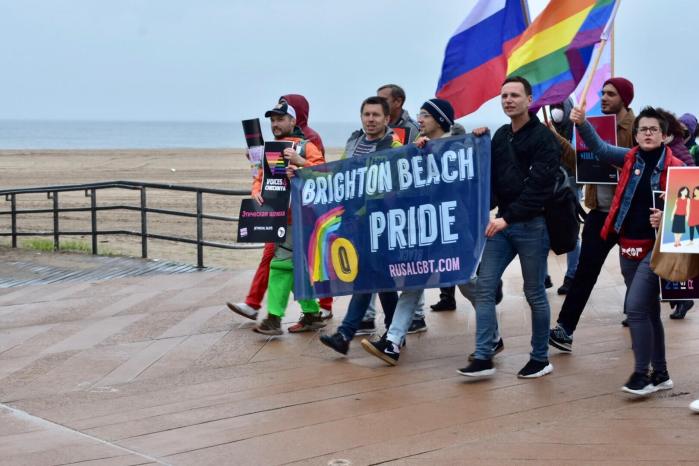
457, 358, 495, 377
557, 276, 573, 295
621, 317, 629, 327
544, 275, 553, 289
622, 371, 656, 396
468, 338, 504, 361
355, 320, 375, 336
517, 359, 553, 378
548, 325, 573, 353
379, 331, 405, 348
670, 301, 694, 319
650, 369, 674, 391
320, 332, 350, 355
361, 337, 400, 366
407, 318, 427, 334
430, 299, 456, 312
253, 314, 282, 335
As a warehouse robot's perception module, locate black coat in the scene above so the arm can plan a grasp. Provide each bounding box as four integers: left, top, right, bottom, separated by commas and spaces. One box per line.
490, 113, 561, 225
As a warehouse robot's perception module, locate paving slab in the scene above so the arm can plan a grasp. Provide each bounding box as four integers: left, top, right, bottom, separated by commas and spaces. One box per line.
0, 247, 698, 465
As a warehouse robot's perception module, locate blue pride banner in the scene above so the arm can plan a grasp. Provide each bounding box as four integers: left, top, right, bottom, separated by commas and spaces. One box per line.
291, 134, 490, 300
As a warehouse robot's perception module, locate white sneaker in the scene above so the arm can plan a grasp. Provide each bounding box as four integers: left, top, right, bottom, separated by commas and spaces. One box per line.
690, 399, 699, 413
320, 309, 333, 320
226, 302, 258, 320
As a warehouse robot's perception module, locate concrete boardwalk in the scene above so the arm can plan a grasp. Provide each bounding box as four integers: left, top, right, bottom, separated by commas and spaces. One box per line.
0, 249, 698, 465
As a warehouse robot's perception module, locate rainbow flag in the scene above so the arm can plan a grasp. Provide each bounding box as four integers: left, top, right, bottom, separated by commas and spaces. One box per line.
436, 0, 528, 118
574, 38, 612, 115
507, 0, 619, 109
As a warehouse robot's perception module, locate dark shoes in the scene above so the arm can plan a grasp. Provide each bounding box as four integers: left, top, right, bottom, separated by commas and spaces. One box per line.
320, 332, 350, 355
622, 371, 656, 396
544, 275, 553, 289
355, 320, 376, 336
253, 314, 282, 335
670, 301, 694, 319
548, 325, 573, 353
650, 369, 674, 391
361, 337, 400, 366
621, 317, 629, 327
430, 299, 456, 312
457, 358, 495, 377
288, 313, 326, 333
468, 338, 504, 362
407, 318, 428, 334
557, 276, 573, 295
517, 359, 553, 378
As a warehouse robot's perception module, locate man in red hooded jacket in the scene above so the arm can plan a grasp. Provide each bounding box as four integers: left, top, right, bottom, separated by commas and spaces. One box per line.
227, 94, 333, 320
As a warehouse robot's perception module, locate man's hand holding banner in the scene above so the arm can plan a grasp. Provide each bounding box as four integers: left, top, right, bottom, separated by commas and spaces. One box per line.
291, 134, 491, 300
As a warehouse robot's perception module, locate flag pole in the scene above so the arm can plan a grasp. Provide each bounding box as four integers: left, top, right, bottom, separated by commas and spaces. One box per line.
579, 0, 621, 109
579, 40, 607, 110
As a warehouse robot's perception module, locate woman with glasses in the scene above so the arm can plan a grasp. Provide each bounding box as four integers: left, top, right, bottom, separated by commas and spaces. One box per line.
599, 107, 685, 396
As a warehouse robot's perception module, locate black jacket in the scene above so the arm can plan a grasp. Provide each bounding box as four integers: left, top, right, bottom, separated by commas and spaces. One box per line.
491, 113, 561, 224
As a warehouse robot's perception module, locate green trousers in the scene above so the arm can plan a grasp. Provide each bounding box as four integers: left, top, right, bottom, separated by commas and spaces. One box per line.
267, 258, 319, 317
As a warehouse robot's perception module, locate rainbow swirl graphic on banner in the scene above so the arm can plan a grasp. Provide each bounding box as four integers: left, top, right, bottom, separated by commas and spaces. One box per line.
266, 151, 287, 176
308, 206, 344, 283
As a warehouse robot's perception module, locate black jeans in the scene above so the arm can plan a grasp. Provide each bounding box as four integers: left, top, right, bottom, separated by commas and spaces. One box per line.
438, 286, 456, 304
557, 209, 618, 335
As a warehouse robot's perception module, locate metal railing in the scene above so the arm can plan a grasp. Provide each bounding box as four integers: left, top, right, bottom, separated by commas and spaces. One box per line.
0, 180, 261, 268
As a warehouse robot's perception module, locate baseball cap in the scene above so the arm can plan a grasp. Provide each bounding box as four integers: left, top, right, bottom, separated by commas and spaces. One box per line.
264, 102, 296, 119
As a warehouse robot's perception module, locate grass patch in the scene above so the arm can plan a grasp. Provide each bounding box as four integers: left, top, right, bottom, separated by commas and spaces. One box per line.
21, 238, 114, 255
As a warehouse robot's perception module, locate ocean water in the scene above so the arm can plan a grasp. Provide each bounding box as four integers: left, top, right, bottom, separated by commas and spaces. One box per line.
0, 120, 359, 150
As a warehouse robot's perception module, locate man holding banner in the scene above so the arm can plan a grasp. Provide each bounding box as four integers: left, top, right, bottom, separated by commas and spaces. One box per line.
231, 101, 328, 335
360, 98, 460, 364
458, 76, 560, 379
292, 97, 491, 357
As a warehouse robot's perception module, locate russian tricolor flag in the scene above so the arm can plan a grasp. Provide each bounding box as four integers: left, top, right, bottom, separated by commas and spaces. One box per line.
436, 0, 529, 118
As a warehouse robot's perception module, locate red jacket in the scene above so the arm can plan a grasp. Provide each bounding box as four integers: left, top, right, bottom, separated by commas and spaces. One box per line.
601, 145, 684, 240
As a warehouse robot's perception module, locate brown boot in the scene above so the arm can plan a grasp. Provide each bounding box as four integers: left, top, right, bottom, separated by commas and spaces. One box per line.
288, 313, 326, 333
253, 314, 283, 335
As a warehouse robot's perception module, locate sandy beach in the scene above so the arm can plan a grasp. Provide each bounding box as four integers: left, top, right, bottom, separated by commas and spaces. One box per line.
0, 148, 343, 269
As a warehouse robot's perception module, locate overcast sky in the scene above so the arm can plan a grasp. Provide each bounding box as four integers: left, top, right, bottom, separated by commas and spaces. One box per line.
0, 0, 695, 128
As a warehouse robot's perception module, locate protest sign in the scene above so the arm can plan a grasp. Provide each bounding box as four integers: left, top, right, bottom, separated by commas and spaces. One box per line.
262, 141, 293, 204
391, 126, 412, 145
575, 114, 618, 184
291, 134, 490, 299
659, 167, 699, 253
242, 118, 264, 177
237, 198, 288, 243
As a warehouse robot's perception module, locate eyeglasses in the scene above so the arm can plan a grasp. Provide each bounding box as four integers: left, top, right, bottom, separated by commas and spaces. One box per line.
416, 112, 432, 119
637, 126, 660, 135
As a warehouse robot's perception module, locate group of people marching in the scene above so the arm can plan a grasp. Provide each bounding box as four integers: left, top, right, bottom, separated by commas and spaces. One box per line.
226, 78, 699, 414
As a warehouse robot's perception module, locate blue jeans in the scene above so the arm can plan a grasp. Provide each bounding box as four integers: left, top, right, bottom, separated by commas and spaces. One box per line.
386, 289, 424, 345
339, 292, 398, 340
619, 254, 665, 373
474, 216, 551, 362
385, 281, 501, 347
364, 292, 425, 321
564, 181, 582, 279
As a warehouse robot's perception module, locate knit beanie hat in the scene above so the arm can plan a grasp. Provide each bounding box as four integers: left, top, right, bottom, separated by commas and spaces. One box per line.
679, 113, 698, 137
421, 98, 454, 132
603, 77, 634, 108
